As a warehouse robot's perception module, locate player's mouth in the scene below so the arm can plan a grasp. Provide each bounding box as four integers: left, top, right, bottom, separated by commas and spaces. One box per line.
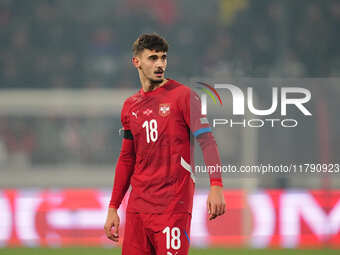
154, 70, 164, 78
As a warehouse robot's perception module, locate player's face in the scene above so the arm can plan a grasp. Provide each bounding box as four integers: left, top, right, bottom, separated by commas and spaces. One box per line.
134, 49, 167, 83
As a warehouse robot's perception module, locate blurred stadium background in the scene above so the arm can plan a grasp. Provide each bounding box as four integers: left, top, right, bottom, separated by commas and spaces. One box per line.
1, 0, 340, 254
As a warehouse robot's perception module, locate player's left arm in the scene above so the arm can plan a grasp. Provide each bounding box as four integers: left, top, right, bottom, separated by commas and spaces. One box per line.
182, 88, 226, 220
196, 132, 226, 220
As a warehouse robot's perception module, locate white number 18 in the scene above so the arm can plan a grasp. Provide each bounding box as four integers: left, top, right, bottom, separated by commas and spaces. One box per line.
162, 226, 181, 250
142, 119, 158, 143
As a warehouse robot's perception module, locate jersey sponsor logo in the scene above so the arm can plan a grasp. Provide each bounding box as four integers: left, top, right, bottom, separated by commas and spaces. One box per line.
143, 108, 153, 116
159, 103, 171, 117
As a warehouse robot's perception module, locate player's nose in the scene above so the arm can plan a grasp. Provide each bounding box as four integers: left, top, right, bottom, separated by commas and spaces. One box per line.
156, 57, 166, 67
155, 60, 164, 68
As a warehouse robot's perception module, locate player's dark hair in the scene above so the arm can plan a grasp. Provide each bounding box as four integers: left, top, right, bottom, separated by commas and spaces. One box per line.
132, 33, 168, 56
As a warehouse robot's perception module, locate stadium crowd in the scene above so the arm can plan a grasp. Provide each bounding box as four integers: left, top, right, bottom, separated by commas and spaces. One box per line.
0, 0, 340, 167
1, 0, 340, 90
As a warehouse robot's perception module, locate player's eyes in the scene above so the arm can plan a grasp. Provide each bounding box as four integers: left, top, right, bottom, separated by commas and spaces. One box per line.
149, 56, 157, 60
161, 55, 167, 60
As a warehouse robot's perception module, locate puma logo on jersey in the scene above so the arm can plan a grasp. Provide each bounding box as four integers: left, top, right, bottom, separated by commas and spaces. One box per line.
132, 111, 138, 118
159, 103, 171, 117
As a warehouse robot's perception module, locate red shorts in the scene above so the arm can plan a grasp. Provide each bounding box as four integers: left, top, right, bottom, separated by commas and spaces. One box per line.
122, 212, 191, 255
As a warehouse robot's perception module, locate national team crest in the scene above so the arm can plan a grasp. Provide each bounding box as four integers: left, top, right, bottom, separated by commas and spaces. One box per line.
159, 103, 171, 117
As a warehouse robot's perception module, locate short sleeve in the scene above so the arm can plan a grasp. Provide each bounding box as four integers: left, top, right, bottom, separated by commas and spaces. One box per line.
182, 89, 211, 137
121, 100, 130, 130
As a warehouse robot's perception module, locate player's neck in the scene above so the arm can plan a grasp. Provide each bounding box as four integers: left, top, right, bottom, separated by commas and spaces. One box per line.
140, 76, 168, 93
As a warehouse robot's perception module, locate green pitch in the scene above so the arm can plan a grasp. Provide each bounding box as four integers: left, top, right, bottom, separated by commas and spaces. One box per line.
0, 247, 339, 255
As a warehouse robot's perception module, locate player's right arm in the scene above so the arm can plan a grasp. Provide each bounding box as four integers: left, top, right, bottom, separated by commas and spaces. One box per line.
104, 100, 136, 243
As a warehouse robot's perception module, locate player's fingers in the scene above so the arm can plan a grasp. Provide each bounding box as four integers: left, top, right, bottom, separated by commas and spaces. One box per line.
208, 201, 215, 220
218, 203, 225, 216
214, 203, 220, 216
209, 203, 217, 220
209, 202, 215, 216
113, 221, 120, 238
111, 235, 119, 242
215, 205, 221, 216
210, 202, 225, 219
104, 227, 119, 243
104, 225, 114, 240
207, 200, 211, 215
104, 225, 110, 235
107, 235, 116, 242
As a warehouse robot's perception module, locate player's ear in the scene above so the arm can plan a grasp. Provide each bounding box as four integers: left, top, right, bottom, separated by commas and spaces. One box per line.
132, 56, 140, 69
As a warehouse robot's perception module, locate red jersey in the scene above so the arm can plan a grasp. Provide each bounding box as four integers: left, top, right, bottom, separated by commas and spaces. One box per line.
110, 79, 221, 213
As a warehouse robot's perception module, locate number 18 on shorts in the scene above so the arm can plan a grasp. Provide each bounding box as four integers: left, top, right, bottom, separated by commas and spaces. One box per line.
122, 212, 191, 255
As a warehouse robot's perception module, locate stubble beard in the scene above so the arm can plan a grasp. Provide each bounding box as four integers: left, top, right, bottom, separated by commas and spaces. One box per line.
140, 66, 164, 88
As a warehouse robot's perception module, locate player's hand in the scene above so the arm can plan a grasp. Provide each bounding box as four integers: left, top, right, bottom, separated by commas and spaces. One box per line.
207, 185, 226, 220
104, 207, 120, 243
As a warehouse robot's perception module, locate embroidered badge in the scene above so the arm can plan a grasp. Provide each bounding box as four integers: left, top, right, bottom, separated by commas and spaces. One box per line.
159, 103, 171, 117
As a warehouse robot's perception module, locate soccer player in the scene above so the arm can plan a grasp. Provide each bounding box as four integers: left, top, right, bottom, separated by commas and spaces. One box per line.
104, 33, 226, 255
